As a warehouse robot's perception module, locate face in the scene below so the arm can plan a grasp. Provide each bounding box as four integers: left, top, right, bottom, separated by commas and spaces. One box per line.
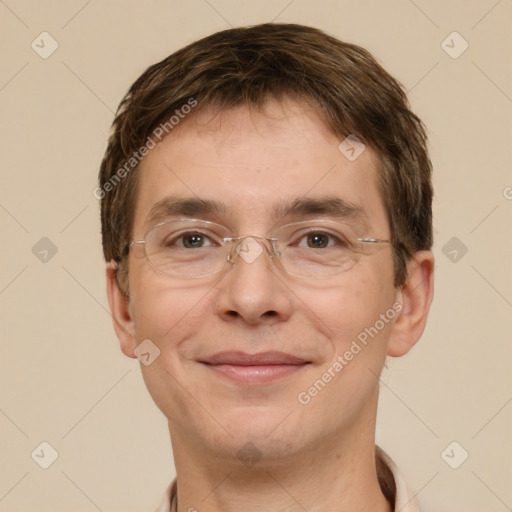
120, 97, 404, 463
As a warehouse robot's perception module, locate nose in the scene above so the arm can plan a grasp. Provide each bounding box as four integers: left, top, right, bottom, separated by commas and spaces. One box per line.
214, 236, 293, 326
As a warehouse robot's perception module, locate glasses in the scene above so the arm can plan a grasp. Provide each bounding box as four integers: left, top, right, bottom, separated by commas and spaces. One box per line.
127, 218, 392, 280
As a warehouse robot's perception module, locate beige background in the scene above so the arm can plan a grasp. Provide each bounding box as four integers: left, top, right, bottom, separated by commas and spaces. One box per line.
1, 1, 511, 511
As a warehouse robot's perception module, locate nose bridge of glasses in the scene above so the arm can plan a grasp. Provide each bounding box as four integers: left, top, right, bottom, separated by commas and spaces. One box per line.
224, 234, 279, 265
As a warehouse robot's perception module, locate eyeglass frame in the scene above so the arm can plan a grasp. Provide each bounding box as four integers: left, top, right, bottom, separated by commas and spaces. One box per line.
124, 217, 393, 280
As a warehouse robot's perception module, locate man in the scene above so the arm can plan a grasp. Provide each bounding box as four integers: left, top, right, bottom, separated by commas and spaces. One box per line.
98, 23, 434, 512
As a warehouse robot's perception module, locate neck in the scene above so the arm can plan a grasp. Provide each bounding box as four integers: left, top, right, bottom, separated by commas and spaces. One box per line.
169, 421, 392, 512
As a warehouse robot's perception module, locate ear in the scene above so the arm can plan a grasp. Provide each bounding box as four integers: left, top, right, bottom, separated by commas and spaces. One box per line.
387, 250, 435, 357
106, 262, 137, 359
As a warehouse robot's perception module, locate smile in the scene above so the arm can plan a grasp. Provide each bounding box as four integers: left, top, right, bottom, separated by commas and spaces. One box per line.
200, 351, 311, 384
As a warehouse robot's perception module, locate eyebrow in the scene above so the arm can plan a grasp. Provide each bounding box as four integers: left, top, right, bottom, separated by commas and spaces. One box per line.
146, 196, 226, 226
273, 196, 368, 226
145, 195, 368, 229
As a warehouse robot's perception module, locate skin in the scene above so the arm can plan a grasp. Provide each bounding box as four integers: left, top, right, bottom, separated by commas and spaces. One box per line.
106, 96, 434, 512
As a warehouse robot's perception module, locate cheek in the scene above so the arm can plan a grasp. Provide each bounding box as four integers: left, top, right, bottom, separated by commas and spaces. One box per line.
299, 268, 396, 421
128, 259, 214, 344
129, 273, 217, 424
300, 259, 396, 355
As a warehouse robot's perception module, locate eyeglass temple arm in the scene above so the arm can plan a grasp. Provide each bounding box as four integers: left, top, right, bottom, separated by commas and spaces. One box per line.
357, 238, 392, 244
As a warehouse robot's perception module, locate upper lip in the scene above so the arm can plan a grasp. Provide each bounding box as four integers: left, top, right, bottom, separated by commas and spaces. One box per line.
201, 351, 309, 366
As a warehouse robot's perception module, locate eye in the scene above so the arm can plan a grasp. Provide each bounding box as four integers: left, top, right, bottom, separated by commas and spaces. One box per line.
165, 231, 216, 249
296, 231, 348, 249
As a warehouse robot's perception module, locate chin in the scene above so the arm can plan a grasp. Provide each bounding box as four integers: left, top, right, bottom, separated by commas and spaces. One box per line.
209, 405, 312, 456
210, 428, 306, 468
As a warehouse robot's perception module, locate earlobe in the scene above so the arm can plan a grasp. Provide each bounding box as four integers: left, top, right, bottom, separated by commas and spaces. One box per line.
105, 262, 137, 359
387, 251, 435, 357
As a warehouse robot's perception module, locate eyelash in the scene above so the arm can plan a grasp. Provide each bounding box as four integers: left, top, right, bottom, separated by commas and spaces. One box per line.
165, 229, 350, 249
293, 230, 349, 248
165, 232, 217, 248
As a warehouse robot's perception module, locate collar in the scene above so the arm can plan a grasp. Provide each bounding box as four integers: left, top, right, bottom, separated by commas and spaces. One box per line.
154, 447, 420, 512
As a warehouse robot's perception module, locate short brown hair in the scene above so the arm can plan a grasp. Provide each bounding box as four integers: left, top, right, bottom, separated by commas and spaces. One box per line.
99, 23, 433, 292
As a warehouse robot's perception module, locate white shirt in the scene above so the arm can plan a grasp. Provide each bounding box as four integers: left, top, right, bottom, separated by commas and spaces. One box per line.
154, 447, 420, 512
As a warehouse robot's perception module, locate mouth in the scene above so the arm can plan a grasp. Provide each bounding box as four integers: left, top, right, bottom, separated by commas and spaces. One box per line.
199, 351, 311, 384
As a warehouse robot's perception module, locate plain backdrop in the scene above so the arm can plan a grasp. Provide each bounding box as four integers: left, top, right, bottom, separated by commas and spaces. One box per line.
1, 1, 511, 511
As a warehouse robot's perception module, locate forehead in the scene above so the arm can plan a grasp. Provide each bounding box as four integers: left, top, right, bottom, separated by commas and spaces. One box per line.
132, 97, 388, 234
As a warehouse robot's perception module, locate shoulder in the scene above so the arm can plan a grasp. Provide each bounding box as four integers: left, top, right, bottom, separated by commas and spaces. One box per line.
377, 446, 421, 512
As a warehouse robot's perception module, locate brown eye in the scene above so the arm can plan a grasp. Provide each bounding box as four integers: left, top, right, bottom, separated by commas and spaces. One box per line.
297, 231, 347, 249
182, 233, 207, 248
306, 233, 330, 248
162, 231, 216, 249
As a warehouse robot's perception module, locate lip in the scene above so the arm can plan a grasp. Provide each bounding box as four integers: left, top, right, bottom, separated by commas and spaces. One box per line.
200, 351, 310, 384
